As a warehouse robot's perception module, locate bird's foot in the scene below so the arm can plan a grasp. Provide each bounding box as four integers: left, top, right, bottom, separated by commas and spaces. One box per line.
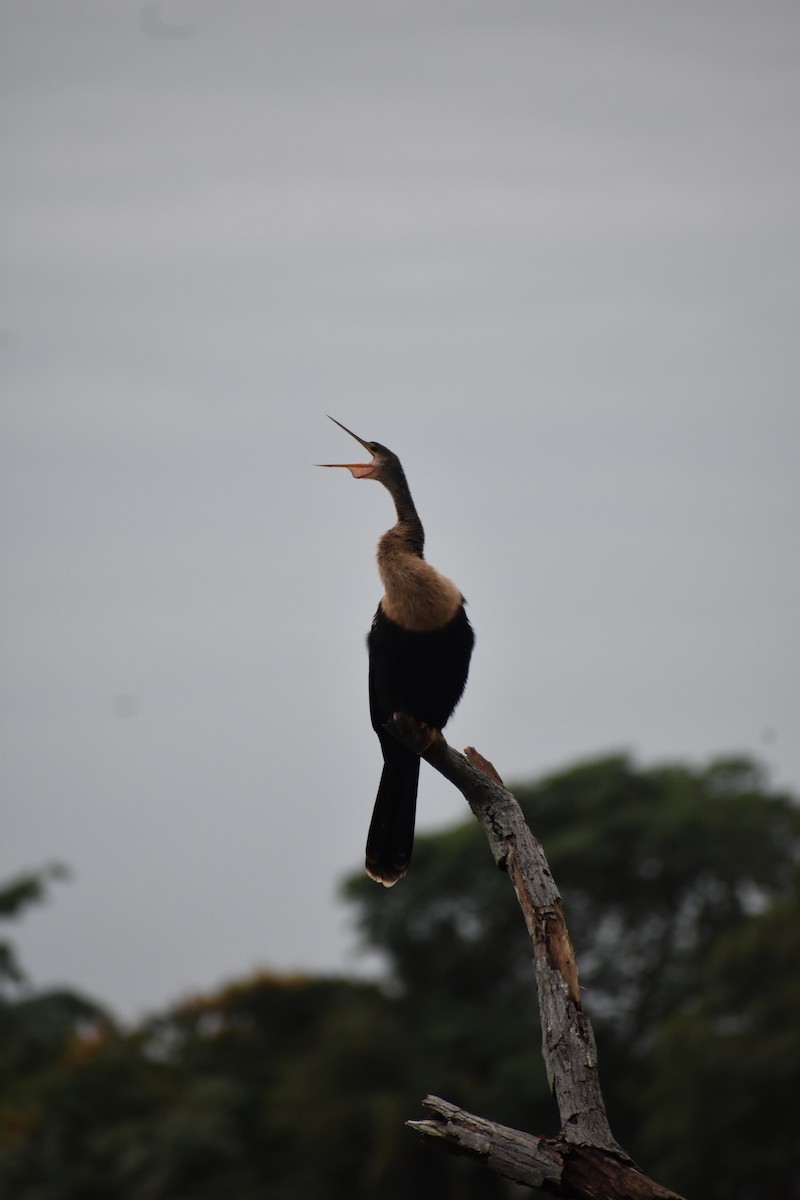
387, 712, 442, 755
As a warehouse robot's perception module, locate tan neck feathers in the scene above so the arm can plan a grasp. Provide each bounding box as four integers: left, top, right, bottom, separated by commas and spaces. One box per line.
377, 528, 462, 632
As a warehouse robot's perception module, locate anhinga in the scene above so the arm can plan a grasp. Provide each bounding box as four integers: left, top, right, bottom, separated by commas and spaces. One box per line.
320, 417, 474, 886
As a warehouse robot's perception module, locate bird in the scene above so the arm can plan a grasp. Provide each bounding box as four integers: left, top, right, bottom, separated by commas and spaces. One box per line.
319, 417, 474, 886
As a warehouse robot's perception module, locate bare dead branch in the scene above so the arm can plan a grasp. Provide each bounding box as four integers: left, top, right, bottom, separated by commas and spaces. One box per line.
408, 1096, 685, 1199
385, 713, 687, 1200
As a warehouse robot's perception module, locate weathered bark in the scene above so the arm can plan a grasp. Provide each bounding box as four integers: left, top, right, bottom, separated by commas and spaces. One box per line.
408, 1096, 684, 1199
385, 713, 686, 1200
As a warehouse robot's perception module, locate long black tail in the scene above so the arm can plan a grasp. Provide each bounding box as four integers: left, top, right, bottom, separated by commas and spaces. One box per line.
365, 737, 420, 886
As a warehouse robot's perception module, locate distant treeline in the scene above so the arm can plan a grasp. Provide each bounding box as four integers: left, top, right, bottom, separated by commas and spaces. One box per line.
1, 754, 799, 1199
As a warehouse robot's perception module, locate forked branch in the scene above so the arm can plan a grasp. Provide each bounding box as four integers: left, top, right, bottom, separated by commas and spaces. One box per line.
385, 713, 686, 1200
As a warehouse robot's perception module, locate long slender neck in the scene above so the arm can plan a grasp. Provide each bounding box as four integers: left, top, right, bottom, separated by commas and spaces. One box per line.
382, 466, 425, 557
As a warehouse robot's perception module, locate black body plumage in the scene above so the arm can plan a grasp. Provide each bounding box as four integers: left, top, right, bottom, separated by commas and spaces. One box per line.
366, 605, 474, 883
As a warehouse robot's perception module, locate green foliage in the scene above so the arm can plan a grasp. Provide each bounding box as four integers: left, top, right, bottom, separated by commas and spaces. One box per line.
0, 864, 68, 991
642, 872, 800, 1198
2, 756, 799, 1199
514, 755, 797, 1047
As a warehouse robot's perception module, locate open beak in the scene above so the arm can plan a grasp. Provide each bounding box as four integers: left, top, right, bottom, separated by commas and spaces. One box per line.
316, 416, 379, 478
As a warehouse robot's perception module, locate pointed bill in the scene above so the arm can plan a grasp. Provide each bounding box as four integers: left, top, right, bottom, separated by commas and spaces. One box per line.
316, 416, 379, 477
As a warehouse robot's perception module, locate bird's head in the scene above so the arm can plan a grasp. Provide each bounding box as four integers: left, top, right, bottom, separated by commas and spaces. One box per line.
317, 416, 401, 483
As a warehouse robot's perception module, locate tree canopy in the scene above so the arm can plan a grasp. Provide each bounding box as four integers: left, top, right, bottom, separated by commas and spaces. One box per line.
1, 754, 798, 1198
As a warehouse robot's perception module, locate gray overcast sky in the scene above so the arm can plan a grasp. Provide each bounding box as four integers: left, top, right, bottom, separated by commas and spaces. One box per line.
2, 0, 798, 1021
